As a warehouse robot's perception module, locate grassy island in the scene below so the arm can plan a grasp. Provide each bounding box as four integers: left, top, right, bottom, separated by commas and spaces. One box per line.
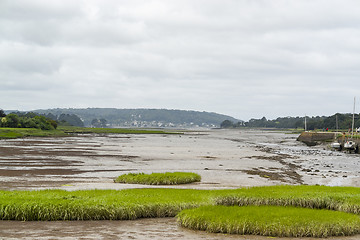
177, 205, 360, 237
114, 172, 201, 185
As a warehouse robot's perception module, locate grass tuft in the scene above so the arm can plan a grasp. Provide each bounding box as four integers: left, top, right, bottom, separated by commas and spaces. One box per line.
114, 172, 201, 185
177, 205, 360, 237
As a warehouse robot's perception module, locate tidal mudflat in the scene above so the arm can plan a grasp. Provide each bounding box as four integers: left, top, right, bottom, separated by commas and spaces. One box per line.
1, 129, 360, 239
2, 218, 360, 240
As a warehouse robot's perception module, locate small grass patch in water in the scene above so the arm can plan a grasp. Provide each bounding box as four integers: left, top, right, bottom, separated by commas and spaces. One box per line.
177, 205, 360, 237
114, 172, 201, 185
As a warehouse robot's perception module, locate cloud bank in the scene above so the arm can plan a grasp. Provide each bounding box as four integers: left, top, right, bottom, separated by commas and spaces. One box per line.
1, 0, 360, 120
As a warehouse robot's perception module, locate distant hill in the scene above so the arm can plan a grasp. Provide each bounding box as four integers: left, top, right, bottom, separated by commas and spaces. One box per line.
33, 108, 240, 128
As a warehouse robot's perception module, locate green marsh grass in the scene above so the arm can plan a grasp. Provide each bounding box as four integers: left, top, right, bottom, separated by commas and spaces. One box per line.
215, 185, 360, 214
0, 128, 66, 139
114, 172, 201, 185
177, 205, 360, 237
0, 126, 182, 139
0, 189, 215, 221
3, 185, 360, 224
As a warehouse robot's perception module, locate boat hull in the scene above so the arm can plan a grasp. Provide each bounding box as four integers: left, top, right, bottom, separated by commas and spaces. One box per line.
344, 141, 358, 152
331, 142, 341, 150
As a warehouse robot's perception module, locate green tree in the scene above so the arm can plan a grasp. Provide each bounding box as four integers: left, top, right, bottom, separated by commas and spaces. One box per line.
47, 119, 58, 129
20, 117, 37, 128
91, 118, 107, 128
1, 117, 7, 127
5, 114, 20, 128
91, 118, 100, 127
0, 109, 6, 118
220, 120, 234, 128
59, 114, 84, 127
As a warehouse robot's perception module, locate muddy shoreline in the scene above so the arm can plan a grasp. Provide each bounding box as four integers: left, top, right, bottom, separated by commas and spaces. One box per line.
1, 129, 360, 239
1, 218, 360, 240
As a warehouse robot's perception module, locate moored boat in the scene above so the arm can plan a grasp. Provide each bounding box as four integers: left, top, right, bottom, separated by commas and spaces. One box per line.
344, 140, 356, 150
344, 140, 358, 153
344, 97, 358, 152
331, 141, 341, 150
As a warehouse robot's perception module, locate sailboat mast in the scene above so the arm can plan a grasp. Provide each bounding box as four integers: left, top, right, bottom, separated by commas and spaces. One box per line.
336, 114, 339, 132
352, 97, 355, 138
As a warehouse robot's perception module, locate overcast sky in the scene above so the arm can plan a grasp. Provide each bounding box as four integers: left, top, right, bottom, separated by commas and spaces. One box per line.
1, 0, 360, 120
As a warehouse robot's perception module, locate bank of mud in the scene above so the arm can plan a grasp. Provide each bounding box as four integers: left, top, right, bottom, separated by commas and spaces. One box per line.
1, 218, 360, 240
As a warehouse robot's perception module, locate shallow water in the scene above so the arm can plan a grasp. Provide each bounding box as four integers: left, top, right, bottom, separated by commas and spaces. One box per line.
1, 129, 360, 239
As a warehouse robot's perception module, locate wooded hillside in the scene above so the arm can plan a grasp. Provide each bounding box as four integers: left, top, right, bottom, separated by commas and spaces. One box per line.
33, 108, 240, 128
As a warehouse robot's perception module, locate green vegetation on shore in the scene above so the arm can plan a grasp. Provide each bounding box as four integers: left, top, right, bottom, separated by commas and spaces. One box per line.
114, 172, 201, 185
1, 113, 57, 130
0, 128, 66, 139
177, 205, 360, 237
0, 126, 180, 139
0, 110, 180, 139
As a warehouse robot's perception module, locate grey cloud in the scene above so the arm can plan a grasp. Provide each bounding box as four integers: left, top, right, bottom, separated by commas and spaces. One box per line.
1, 0, 360, 120
0, 1, 81, 21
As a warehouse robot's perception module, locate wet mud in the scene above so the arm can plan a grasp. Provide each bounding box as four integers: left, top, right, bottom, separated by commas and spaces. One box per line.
243, 154, 303, 184
1, 218, 360, 240
1, 130, 360, 239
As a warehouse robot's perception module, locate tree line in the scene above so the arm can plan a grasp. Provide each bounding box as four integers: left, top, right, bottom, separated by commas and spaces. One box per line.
0, 110, 84, 130
221, 113, 360, 130
0, 111, 57, 130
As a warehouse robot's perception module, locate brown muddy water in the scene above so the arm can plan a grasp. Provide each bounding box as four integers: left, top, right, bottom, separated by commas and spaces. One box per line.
1, 129, 360, 239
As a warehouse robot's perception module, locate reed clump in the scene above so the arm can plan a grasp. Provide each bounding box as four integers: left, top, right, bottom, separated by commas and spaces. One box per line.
114, 172, 201, 185
177, 205, 360, 237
